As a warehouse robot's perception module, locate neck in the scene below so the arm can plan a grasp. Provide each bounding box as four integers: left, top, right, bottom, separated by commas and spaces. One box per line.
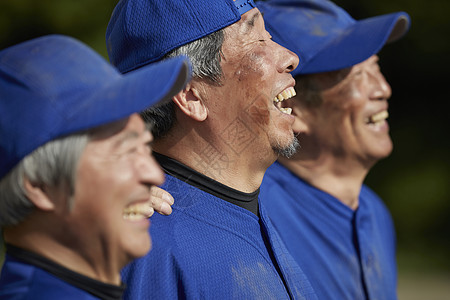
278, 150, 371, 210
154, 120, 274, 193
4, 214, 122, 285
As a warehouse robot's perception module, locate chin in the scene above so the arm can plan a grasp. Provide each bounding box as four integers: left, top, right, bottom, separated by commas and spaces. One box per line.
125, 237, 152, 261
369, 143, 393, 163
379, 137, 393, 156
271, 132, 299, 158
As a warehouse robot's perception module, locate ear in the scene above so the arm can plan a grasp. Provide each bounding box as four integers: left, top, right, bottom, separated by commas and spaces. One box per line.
23, 179, 55, 211
172, 82, 208, 122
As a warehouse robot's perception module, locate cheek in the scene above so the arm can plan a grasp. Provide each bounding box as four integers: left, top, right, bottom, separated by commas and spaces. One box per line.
73, 172, 111, 217
326, 85, 365, 120
76, 163, 134, 205
235, 49, 271, 84
315, 102, 351, 132
339, 80, 366, 109
335, 80, 361, 101
243, 93, 271, 127
241, 50, 274, 113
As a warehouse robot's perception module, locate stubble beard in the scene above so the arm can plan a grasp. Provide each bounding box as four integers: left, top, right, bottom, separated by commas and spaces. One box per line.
272, 136, 300, 158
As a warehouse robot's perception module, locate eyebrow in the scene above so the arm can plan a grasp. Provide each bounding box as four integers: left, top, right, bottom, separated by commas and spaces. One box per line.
243, 10, 261, 33
113, 131, 140, 149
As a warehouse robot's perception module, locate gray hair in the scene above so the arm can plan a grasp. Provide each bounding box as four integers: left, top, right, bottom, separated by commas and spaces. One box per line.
0, 133, 89, 227
140, 29, 225, 139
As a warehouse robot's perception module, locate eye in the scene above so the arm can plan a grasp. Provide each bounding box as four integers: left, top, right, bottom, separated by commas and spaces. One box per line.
258, 33, 272, 44
125, 143, 150, 157
126, 147, 138, 155
352, 68, 363, 77
258, 38, 270, 44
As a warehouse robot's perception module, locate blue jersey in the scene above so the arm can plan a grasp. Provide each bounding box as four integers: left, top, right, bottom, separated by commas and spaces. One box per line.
0, 255, 104, 300
260, 162, 397, 300
0, 245, 124, 300
122, 174, 317, 299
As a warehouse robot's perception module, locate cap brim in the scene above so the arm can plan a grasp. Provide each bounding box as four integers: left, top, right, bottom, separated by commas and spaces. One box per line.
298, 12, 410, 75
66, 56, 191, 135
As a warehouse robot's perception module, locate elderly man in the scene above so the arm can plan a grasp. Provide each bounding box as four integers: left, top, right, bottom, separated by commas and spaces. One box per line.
106, 0, 318, 299
0, 35, 190, 299
257, 0, 410, 299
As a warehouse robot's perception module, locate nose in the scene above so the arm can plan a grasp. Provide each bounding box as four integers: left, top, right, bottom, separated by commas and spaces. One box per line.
370, 68, 392, 101
138, 154, 165, 188
274, 42, 299, 74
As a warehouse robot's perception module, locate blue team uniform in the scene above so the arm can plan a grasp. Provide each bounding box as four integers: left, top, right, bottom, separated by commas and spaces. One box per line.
121, 155, 317, 300
260, 162, 397, 300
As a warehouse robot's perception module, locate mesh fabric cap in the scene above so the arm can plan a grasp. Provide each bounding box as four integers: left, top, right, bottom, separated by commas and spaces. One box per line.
106, 0, 255, 73
0, 35, 191, 179
257, 0, 410, 75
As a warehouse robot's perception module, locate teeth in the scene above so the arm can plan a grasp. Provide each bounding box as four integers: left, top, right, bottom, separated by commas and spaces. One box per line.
123, 212, 147, 221
273, 87, 296, 103
273, 87, 295, 115
123, 203, 154, 220
366, 110, 388, 124
279, 107, 292, 115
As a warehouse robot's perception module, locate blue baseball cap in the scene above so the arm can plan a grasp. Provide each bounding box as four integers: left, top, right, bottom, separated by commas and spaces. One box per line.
257, 0, 410, 75
0, 34, 191, 179
106, 0, 256, 73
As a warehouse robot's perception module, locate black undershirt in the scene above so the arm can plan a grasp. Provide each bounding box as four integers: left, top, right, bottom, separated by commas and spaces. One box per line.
5, 244, 125, 300
154, 152, 260, 216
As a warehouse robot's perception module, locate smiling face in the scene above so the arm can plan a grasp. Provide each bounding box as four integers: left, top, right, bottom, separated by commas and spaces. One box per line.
67, 114, 164, 268
297, 55, 393, 166
200, 8, 299, 162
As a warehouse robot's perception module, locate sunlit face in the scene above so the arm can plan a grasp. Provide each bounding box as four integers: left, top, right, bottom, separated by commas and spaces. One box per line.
299, 55, 393, 165
67, 114, 164, 268
200, 8, 299, 161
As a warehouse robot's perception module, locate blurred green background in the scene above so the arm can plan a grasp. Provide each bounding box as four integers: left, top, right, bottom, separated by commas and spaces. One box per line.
1, 0, 449, 298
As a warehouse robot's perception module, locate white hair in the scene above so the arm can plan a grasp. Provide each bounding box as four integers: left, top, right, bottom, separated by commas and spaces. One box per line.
0, 133, 89, 227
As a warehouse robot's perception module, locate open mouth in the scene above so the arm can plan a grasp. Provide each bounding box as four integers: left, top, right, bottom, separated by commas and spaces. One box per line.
273, 86, 296, 115
365, 110, 388, 125
123, 202, 154, 221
